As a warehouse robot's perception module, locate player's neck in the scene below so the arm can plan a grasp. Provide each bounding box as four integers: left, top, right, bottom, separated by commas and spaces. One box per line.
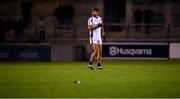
94, 15, 99, 18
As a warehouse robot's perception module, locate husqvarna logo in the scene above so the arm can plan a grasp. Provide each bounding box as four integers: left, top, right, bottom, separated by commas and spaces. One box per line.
110, 46, 117, 56
109, 46, 152, 56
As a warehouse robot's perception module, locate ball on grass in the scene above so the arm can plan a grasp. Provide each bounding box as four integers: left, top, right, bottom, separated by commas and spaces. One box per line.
74, 80, 80, 84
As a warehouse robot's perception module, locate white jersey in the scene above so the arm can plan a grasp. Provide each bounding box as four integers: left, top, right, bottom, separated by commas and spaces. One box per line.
88, 16, 103, 45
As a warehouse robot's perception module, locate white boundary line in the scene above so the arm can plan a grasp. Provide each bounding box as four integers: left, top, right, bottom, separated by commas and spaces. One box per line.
103, 57, 168, 60
103, 42, 169, 45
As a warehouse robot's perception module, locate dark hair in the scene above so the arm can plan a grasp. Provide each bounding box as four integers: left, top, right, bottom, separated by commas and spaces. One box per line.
92, 7, 99, 12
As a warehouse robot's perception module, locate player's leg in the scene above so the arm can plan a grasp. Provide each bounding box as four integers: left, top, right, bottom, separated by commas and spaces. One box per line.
89, 44, 97, 63
88, 44, 98, 69
97, 45, 103, 69
99, 44, 102, 64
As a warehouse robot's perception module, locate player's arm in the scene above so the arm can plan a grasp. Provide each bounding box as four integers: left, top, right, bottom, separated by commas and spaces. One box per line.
88, 24, 103, 30
100, 17, 106, 40
101, 26, 106, 40
88, 18, 95, 30
99, 17, 105, 36
101, 26, 105, 36
88, 24, 97, 30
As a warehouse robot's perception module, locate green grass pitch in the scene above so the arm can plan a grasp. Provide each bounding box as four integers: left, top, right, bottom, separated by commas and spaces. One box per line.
0, 60, 180, 98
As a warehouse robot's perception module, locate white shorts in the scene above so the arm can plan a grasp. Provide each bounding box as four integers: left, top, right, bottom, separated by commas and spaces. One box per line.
89, 36, 102, 45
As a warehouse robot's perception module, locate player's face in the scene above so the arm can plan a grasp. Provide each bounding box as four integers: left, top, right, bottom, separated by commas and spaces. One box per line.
92, 10, 98, 17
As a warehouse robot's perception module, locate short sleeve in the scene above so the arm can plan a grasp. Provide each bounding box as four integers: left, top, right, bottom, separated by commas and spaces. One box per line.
99, 17, 103, 24
88, 18, 93, 25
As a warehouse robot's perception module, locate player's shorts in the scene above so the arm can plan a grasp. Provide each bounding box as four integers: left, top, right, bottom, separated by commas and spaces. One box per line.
89, 36, 102, 45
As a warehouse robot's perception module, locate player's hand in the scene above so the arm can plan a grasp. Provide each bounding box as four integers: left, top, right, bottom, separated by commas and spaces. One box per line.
102, 33, 106, 41
103, 35, 106, 41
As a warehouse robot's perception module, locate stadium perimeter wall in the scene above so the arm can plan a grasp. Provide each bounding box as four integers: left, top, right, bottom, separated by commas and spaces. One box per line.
0, 42, 180, 62
170, 43, 180, 59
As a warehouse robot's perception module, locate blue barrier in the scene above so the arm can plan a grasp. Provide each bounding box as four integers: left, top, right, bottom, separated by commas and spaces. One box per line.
103, 42, 169, 60
0, 44, 51, 61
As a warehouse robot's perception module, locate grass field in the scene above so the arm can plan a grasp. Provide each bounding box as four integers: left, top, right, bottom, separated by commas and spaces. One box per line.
0, 60, 180, 98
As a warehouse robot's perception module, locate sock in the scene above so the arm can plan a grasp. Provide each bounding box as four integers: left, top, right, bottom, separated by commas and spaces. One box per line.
89, 61, 92, 65
97, 63, 101, 67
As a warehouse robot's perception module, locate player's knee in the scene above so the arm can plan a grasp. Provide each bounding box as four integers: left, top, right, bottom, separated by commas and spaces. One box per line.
93, 51, 97, 55
97, 52, 101, 57
97, 55, 101, 60
99, 51, 102, 55
97, 50, 101, 56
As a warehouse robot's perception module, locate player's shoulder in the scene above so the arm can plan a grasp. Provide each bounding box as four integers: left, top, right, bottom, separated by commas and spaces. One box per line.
88, 16, 94, 20
98, 16, 103, 20
88, 16, 95, 23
